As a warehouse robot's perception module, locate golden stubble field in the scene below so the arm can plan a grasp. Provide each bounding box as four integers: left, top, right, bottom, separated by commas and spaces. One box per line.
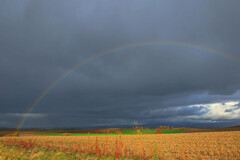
0, 131, 240, 160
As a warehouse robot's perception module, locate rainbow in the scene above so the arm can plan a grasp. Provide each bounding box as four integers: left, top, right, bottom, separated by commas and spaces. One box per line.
16, 41, 240, 130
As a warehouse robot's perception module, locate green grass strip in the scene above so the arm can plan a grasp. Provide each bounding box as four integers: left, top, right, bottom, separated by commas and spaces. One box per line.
32, 129, 184, 136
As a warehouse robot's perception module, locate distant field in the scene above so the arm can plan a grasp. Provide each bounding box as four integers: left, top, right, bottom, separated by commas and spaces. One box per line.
1, 131, 239, 159
161, 129, 184, 134
32, 129, 184, 136
32, 132, 119, 136
121, 129, 155, 134
120, 129, 183, 134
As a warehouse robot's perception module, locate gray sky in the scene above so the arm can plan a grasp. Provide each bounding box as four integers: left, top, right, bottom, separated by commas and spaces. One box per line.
1, 0, 240, 128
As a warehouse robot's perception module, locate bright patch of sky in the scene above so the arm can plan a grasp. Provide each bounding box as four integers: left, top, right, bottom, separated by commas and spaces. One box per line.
188, 101, 240, 121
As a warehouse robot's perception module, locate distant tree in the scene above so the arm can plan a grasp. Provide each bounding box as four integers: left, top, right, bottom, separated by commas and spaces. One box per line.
155, 129, 161, 134
116, 131, 122, 134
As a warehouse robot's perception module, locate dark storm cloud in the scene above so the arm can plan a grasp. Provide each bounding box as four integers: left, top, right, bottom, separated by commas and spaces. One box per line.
1, 0, 240, 128
225, 109, 233, 113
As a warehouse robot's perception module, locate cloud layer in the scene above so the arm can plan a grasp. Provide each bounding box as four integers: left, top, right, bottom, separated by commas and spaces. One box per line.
1, 0, 240, 128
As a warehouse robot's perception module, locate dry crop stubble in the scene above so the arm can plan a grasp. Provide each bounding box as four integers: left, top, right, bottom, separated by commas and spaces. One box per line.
0, 131, 239, 159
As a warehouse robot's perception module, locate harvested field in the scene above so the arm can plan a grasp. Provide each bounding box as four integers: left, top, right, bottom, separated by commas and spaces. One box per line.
0, 131, 240, 159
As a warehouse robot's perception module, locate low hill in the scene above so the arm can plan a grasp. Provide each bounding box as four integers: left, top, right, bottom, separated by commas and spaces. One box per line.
181, 125, 240, 133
